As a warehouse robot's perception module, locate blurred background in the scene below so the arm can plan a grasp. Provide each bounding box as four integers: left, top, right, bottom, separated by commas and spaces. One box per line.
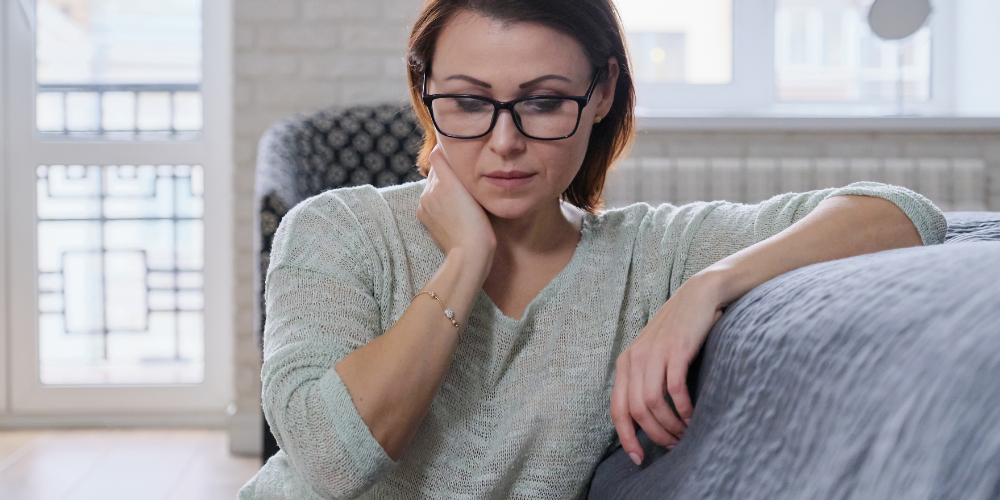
1, 0, 998, 498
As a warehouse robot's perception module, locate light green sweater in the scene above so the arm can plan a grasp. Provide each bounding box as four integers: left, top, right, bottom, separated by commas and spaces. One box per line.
240, 180, 945, 500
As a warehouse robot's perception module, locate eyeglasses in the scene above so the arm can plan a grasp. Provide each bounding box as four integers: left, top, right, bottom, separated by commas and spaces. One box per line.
421, 69, 603, 141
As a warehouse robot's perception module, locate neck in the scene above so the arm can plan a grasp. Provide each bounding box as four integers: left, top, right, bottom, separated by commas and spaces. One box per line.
488, 199, 582, 257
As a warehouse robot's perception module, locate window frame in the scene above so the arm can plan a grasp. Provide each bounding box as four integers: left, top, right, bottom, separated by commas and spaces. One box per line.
634, 0, 775, 114
631, 0, 962, 118
0, 0, 8, 416
1, 0, 233, 424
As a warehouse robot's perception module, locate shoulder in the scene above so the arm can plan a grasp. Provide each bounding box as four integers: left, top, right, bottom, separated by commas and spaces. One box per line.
580, 202, 662, 255
584, 200, 736, 265
271, 180, 425, 267
279, 180, 423, 233
591, 201, 656, 230
287, 180, 423, 221
588, 200, 715, 237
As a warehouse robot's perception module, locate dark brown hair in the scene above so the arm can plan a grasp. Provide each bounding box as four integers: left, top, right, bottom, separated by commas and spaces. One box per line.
406, 0, 636, 212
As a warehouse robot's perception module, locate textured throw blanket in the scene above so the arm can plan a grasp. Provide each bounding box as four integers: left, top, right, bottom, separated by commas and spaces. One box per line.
590, 212, 1000, 500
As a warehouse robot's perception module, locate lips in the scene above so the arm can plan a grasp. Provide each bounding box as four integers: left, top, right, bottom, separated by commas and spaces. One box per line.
483, 170, 536, 188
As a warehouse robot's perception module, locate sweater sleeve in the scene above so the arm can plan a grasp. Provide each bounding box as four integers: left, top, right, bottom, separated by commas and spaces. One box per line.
632, 182, 947, 310
260, 192, 395, 499
672, 181, 947, 294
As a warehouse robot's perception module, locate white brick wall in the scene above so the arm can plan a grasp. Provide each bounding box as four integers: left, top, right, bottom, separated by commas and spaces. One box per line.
229, 3, 1000, 456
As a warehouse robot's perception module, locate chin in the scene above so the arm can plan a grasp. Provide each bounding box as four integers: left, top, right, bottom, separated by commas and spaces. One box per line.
477, 195, 540, 220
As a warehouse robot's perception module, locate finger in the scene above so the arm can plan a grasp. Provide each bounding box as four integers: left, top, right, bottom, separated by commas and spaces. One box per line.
424, 163, 438, 187
628, 353, 680, 448
416, 202, 426, 223
428, 143, 444, 163
642, 348, 687, 438
420, 171, 437, 214
426, 147, 468, 200
611, 356, 642, 465
666, 351, 694, 423
427, 145, 454, 177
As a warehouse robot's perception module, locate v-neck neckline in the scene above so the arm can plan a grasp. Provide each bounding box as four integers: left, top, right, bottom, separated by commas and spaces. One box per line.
476, 212, 595, 324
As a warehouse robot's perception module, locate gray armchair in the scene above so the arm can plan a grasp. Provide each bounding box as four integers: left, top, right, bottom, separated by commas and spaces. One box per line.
255, 104, 425, 461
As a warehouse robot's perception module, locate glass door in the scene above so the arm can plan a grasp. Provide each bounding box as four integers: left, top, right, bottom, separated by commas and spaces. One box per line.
3, 0, 232, 421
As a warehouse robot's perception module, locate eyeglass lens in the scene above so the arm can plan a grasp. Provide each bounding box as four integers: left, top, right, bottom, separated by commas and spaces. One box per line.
430, 97, 580, 139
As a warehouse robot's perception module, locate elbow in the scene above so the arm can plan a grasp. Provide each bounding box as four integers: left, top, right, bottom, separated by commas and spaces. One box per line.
829, 195, 926, 251
886, 200, 924, 249
263, 375, 390, 499
863, 197, 925, 251
831, 183, 947, 246
887, 200, 927, 249
288, 452, 380, 500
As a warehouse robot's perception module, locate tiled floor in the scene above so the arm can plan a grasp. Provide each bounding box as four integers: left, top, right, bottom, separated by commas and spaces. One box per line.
0, 429, 261, 500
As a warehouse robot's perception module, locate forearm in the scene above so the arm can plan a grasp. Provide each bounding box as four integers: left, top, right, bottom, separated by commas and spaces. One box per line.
334, 247, 491, 460
614, 194, 928, 462
694, 195, 923, 306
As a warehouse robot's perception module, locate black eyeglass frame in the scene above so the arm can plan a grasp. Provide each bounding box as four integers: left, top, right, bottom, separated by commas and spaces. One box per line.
421, 68, 604, 141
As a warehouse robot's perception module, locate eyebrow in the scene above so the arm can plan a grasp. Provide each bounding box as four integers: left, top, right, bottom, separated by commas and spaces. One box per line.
518, 74, 572, 88
441, 74, 573, 89
443, 75, 492, 88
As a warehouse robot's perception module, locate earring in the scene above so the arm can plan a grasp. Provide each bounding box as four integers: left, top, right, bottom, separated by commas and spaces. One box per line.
594, 115, 603, 124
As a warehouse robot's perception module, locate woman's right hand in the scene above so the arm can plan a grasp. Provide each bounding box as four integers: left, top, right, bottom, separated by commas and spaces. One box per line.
337, 147, 498, 461
417, 145, 497, 265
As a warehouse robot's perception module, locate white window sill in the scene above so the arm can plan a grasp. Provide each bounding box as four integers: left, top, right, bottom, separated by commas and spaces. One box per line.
637, 115, 1000, 132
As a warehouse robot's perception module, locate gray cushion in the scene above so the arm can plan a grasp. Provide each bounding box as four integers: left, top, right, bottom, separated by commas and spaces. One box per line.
590, 213, 1000, 499
943, 211, 1000, 243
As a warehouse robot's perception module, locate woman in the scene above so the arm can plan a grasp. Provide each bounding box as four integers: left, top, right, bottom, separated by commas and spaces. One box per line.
240, 0, 946, 498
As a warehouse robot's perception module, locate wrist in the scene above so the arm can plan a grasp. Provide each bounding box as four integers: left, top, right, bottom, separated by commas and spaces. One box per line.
444, 245, 494, 286
450, 240, 495, 268
421, 246, 493, 326
685, 265, 747, 308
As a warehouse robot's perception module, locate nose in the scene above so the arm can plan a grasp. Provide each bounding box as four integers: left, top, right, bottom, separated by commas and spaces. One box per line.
487, 109, 526, 157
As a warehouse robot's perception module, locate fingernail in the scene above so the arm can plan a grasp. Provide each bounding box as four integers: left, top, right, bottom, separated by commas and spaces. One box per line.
629, 452, 642, 465
684, 418, 691, 426
666, 443, 676, 450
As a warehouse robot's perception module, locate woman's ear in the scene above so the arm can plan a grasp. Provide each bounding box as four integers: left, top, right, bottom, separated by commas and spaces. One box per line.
594, 56, 620, 118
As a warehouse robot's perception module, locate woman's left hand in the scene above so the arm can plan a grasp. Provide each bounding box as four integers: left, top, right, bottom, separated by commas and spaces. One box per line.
610, 272, 728, 465
610, 194, 925, 466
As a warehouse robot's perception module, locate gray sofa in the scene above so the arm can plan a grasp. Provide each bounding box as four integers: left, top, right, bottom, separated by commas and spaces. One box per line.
589, 212, 1000, 499
256, 105, 1000, 497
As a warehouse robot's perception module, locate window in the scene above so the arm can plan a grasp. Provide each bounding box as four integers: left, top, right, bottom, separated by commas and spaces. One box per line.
615, 0, 1000, 117
27, 0, 207, 388
617, 0, 771, 114
36, 0, 202, 136
619, 0, 733, 85
36, 164, 205, 385
4, 0, 232, 418
776, 0, 931, 104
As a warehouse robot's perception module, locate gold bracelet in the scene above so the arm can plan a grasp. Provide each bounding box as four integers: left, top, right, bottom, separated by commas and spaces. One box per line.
414, 291, 460, 331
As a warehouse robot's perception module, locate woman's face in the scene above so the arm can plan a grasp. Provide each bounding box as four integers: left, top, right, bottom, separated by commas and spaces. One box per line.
427, 11, 617, 220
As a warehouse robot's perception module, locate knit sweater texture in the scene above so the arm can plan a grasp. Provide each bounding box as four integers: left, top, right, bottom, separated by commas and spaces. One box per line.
239, 180, 946, 500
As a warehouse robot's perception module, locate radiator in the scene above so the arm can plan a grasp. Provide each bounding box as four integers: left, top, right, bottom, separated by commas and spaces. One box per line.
602, 157, 990, 212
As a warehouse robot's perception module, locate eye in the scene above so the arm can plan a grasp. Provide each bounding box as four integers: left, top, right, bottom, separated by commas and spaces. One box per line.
455, 97, 492, 113
521, 98, 568, 114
